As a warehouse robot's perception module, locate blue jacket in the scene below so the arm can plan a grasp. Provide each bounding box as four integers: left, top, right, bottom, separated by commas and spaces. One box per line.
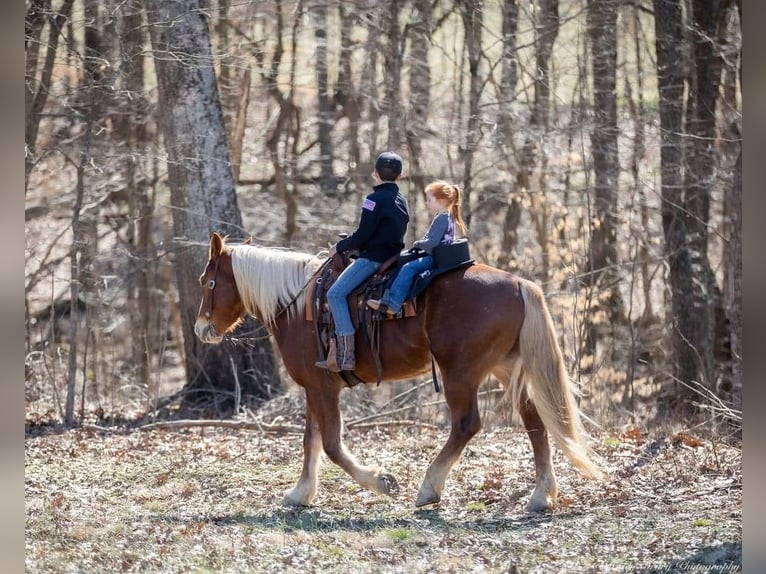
336, 182, 409, 262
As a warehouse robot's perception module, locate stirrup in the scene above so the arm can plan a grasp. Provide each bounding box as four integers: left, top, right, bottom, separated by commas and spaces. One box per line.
315, 358, 342, 373
368, 299, 396, 316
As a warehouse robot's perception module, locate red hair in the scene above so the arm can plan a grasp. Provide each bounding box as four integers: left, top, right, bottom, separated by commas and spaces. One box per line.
425, 181, 467, 234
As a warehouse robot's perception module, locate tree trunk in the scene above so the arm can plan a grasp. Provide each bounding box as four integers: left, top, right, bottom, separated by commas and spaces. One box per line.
497, 0, 520, 268
404, 0, 432, 243
511, 0, 558, 279
384, 0, 403, 150
313, 1, 335, 192
255, 0, 303, 243
681, 0, 732, 393
146, 0, 280, 413
215, 0, 235, 132
654, 0, 698, 403
25, 0, 75, 192
587, 0, 619, 281
458, 0, 483, 228
230, 67, 251, 183
361, 10, 381, 168
118, 1, 155, 391
585, 0, 623, 356
337, 2, 363, 192
497, 0, 518, 144
65, 103, 93, 427
726, 149, 742, 411
79, 0, 115, 410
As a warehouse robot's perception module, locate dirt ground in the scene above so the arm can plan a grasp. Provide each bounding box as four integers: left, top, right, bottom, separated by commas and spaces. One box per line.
25, 408, 741, 574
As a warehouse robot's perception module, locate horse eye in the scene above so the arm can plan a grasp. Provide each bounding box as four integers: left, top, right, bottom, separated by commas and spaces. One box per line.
208, 279, 216, 290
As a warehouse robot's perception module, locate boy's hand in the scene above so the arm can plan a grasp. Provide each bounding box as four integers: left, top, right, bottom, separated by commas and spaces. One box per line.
328, 243, 338, 257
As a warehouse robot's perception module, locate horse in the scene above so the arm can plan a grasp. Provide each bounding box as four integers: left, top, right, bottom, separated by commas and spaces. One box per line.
194, 232, 603, 512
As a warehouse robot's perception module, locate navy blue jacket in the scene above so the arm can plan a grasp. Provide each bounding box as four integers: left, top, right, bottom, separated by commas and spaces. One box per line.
336, 182, 409, 262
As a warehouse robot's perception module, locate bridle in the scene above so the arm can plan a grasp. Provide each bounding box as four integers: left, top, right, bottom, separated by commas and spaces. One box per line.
201, 255, 221, 335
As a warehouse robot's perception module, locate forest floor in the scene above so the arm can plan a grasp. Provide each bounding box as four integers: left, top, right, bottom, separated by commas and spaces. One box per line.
25, 401, 741, 574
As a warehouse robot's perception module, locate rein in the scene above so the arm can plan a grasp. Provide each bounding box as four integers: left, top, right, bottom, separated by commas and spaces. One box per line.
257, 253, 333, 330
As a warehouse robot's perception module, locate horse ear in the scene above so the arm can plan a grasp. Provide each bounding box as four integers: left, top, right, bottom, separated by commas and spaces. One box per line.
209, 232, 224, 259
243, 236, 253, 245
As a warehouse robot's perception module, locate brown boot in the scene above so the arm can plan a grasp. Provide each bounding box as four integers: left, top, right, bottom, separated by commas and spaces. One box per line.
336, 334, 356, 371
315, 336, 341, 372
367, 298, 395, 316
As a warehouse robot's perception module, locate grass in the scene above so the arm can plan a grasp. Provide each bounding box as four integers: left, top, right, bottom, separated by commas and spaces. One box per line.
385, 527, 416, 542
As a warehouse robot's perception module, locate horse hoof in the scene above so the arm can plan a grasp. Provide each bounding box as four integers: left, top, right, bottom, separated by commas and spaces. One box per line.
525, 495, 554, 513
377, 473, 401, 497
415, 482, 440, 507
282, 492, 311, 507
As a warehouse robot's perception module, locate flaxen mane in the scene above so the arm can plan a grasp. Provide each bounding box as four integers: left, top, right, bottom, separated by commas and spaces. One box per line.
229, 245, 322, 325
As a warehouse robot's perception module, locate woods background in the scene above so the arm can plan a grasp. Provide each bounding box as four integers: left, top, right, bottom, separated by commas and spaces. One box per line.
24, 0, 742, 432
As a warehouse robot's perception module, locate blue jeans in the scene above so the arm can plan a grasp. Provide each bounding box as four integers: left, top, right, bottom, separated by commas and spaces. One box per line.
327, 257, 382, 336
383, 255, 434, 313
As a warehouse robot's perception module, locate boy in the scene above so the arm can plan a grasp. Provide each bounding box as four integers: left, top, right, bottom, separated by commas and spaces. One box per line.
317, 152, 409, 372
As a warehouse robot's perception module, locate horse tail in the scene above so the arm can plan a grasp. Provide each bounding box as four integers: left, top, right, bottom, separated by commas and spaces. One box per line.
515, 279, 604, 480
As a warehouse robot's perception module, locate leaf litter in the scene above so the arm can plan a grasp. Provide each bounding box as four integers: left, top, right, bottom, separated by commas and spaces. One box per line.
26, 422, 741, 573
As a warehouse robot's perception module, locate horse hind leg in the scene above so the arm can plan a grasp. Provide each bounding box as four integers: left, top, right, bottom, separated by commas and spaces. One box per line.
415, 374, 482, 507
518, 384, 558, 512
493, 361, 558, 513
283, 405, 323, 506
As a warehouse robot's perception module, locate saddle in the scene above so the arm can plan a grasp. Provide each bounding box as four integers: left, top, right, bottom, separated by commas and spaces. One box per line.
306, 239, 474, 388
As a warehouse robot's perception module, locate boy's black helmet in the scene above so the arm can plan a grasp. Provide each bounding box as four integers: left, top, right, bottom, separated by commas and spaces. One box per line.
374, 152, 403, 179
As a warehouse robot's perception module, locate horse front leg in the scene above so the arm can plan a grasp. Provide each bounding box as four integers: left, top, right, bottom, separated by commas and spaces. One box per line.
518, 386, 558, 512
283, 404, 323, 506
415, 378, 481, 507
307, 384, 401, 498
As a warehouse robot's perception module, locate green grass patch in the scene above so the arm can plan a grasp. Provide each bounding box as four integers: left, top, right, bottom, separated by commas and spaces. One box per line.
603, 436, 621, 448
386, 527, 415, 542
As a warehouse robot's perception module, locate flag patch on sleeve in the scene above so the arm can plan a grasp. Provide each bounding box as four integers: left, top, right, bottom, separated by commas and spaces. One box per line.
362, 198, 376, 211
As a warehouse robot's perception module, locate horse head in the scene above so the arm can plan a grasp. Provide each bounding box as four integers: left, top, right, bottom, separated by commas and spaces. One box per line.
194, 232, 247, 343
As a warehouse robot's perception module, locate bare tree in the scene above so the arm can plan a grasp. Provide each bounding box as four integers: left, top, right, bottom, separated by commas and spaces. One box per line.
726, 149, 742, 411
115, 1, 156, 391
313, 0, 335, 192
497, 0, 521, 266
457, 0, 484, 227
384, 0, 403, 150
254, 0, 303, 242
512, 0, 559, 280
25, 0, 75, 190
336, 2, 363, 191
654, 0, 698, 404
681, 0, 734, 393
497, 0, 519, 144
584, 0, 623, 357
146, 0, 280, 412
404, 0, 432, 241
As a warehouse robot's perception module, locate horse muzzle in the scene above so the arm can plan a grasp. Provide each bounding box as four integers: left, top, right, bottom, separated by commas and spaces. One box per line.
194, 318, 224, 344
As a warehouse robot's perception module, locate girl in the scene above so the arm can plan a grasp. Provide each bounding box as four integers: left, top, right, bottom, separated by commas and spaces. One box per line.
367, 180, 467, 316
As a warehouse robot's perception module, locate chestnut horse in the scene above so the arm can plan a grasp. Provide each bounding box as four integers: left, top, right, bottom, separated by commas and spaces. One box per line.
194, 232, 602, 511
